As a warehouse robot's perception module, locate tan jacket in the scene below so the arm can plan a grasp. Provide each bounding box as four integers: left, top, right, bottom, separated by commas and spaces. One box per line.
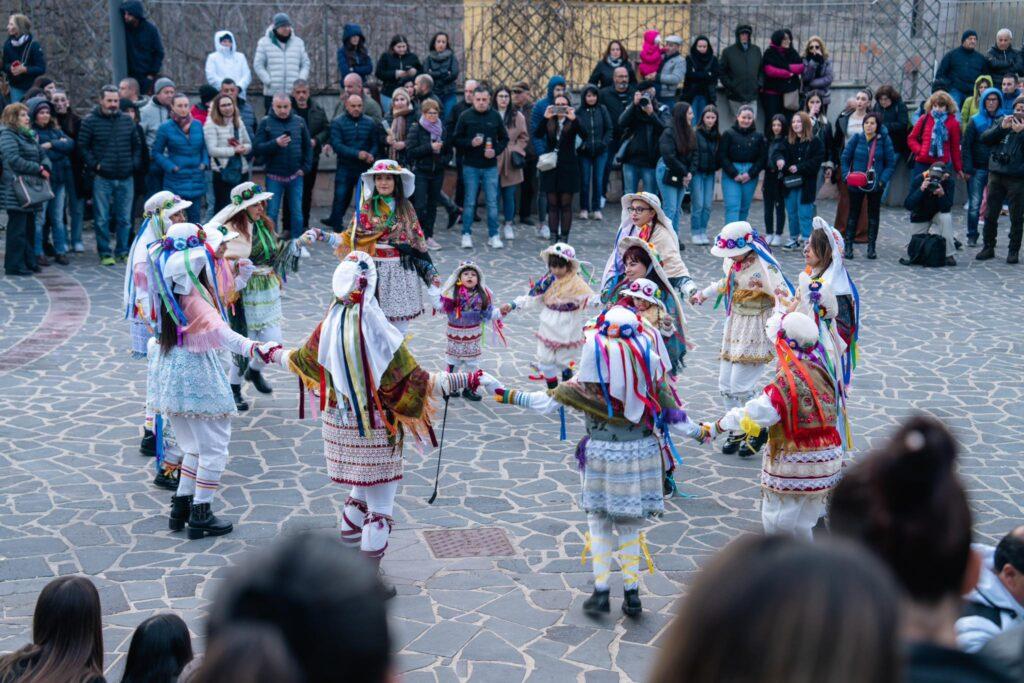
497, 110, 528, 188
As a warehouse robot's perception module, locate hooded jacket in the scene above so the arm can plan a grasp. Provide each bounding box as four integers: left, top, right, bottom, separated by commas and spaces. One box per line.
638, 30, 663, 79
681, 36, 720, 104
761, 31, 804, 96
956, 545, 1024, 654
121, 1, 164, 80
205, 30, 251, 93
720, 24, 762, 103
986, 44, 1023, 81
254, 25, 310, 95
0, 125, 50, 212
530, 75, 567, 154
337, 24, 373, 83
935, 43, 988, 95
960, 75, 995, 129
962, 87, 1003, 174
576, 85, 613, 157
2, 33, 45, 91
801, 53, 834, 107
30, 101, 73, 187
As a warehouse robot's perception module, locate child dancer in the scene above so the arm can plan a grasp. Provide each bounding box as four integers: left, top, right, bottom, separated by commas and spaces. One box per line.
621, 278, 677, 362
484, 306, 707, 617
704, 311, 842, 539
499, 243, 599, 388
691, 221, 793, 458
803, 217, 859, 383
124, 191, 191, 456
270, 252, 486, 590
148, 223, 279, 539
437, 261, 503, 401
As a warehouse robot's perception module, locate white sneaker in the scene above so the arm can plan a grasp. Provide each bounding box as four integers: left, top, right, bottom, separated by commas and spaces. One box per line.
592, 210, 603, 221
461, 234, 473, 249
538, 224, 551, 239
579, 210, 589, 220
488, 235, 504, 249
426, 237, 442, 251
300, 245, 311, 258
699, 234, 710, 245
503, 223, 515, 241
770, 234, 782, 247
600, 197, 606, 209
73, 242, 85, 253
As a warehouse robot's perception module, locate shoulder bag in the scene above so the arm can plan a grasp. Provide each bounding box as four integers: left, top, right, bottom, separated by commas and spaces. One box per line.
537, 121, 561, 172
14, 173, 53, 209
219, 124, 244, 186
846, 137, 878, 190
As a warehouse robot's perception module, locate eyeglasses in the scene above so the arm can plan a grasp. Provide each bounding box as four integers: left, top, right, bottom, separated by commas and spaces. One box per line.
627, 206, 653, 214
809, 45, 822, 51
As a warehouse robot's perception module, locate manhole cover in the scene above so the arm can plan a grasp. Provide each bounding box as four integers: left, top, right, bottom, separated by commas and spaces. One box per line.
423, 528, 516, 558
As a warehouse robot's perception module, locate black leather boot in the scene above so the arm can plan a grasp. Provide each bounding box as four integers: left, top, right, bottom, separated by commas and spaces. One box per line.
461, 387, 481, 402
738, 429, 770, 458
139, 428, 157, 457
722, 432, 743, 455
168, 494, 193, 532
244, 368, 273, 394
622, 587, 643, 617
187, 502, 234, 539
583, 588, 611, 616
866, 217, 879, 259
231, 384, 249, 411
976, 245, 996, 260
154, 466, 179, 492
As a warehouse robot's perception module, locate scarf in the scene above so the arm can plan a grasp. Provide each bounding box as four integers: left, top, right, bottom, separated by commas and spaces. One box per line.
17, 125, 35, 139
419, 114, 443, 141
605, 55, 624, 69
9, 33, 29, 48
389, 110, 410, 144
928, 111, 949, 158
429, 48, 453, 63
171, 111, 192, 133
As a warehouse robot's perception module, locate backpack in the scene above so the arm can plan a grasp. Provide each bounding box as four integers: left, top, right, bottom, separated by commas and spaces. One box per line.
906, 233, 947, 267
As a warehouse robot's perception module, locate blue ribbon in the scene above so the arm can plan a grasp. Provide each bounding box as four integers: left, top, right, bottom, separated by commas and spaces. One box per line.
154, 414, 164, 475
559, 406, 566, 441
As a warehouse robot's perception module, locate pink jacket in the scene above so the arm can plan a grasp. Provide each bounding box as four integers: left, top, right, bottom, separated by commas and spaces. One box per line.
638, 30, 663, 78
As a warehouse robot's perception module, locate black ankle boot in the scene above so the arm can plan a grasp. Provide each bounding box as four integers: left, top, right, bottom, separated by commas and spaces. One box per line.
738, 429, 769, 458
976, 246, 996, 260
721, 432, 743, 455
154, 467, 180, 492
244, 368, 273, 394
139, 429, 157, 457
187, 502, 233, 539
461, 387, 481, 402
583, 588, 611, 615
844, 243, 854, 260
231, 384, 249, 411
168, 494, 193, 531
622, 587, 643, 617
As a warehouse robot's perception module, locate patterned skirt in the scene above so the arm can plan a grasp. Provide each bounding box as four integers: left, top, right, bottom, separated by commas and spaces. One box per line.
148, 347, 237, 419
376, 246, 424, 323
580, 436, 664, 520
446, 321, 482, 365
720, 308, 774, 364
761, 445, 844, 498
129, 320, 152, 358
241, 269, 283, 332
322, 407, 403, 487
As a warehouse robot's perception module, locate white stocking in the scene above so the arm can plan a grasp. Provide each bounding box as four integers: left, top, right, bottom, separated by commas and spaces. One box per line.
586, 514, 614, 591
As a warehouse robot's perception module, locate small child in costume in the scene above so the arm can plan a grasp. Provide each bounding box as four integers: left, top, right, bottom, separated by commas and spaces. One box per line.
436, 261, 503, 401
691, 221, 793, 458
499, 243, 600, 388
623, 278, 676, 342
703, 311, 843, 540
637, 30, 664, 79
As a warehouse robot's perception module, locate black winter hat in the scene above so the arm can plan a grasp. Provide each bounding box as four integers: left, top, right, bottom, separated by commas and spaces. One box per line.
961, 29, 978, 44
199, 84, 219, 105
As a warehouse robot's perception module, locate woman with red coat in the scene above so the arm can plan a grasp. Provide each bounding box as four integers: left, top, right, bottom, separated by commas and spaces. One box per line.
907, 90, 962, 178
760, 29, 804, 127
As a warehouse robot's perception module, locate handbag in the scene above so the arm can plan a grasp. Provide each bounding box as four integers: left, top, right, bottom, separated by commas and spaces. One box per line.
783, 89, 800, 111
662, 167, 686, 188
846, 137, 878, 189
510, 150, 525, 169
219, 125, 244, 186
783, 174, 803, 189
13, 174, 53, 209
537, 151, 558, 172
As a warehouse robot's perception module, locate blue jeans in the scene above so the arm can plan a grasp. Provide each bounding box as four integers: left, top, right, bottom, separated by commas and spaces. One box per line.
656, 158, 685, 235
204, 169, 216, 220
462, 165, 499, 237
690, 172, 715, 237
689, 95, 708, 119
721, 163, 756, 222
66, 179, 84, 246
34, 184, 68, 256
441, 93, 458, 121
580, 153, 607, 212
949, 89, 969, 110
266, 176, 304, 239
623, 163, 657, 195
381, 95, 392, 113
93, 176, 133, 257
500, 184, 517, 223
967, 169, 989, 240
9, 86, 25, 103
784, 190, 815, 239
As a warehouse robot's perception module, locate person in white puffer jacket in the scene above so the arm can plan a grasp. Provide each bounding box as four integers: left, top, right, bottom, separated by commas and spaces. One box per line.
956, 530, 1024, 653
253, 13, 310, 109
205, 30, 251, 94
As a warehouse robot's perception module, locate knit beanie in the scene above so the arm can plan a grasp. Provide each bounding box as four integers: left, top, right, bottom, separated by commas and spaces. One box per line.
153, 77, 175, 95
273, 13, 291, 29
961, 29, 978, 44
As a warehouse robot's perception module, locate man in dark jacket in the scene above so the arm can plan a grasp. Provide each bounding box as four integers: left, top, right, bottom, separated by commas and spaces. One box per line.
78, 85, 142, 264
324, 94, 378, 231
412, 74, 441, 117
253, 93, 312, 238
618, 81, 669, 194
287, 79, 329, 230
454, 86, 509, 249
121, 1, 164, 96
901, 163, 957, 266
513, 80, 540, 227
962, 87, 1002, 245
935, 30, 988, 110
2, 14, 46, 102
720, 24, 762, 122
598, 66, 636, 205
977, 96, 1024, 263
986, 29, 1023, 83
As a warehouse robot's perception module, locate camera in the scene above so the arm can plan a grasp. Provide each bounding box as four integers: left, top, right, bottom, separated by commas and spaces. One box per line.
638, 96, 651, 109
924, 171, 943, 193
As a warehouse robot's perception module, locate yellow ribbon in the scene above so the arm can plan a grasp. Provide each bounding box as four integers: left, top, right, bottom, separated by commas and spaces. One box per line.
581, 532, 591, 566
739, 413, 762, 439
639, 532, 655, 575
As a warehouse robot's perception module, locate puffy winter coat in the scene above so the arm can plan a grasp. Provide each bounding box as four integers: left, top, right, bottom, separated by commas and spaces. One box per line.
205, 30, 252, 93
329, 112, 378, 170
908, 111, 963, 171
204, 116, 252, 174
692, 127, 721, 174
934, 46, 987, 95
658, 127, 693, 179
986, 45, 1023, 81
405, 119, 452, 175
840, 128, 896, 189
576, 91, 613, 158
618, 102, 669, 168
33, 125, 73, 187
376, 51, 423, 96
956, 545, 1024, 654
254, 27, 310, 95
761, 40, 804, 95
0, 126, 50, 212
254, 112, 312, 177
637, 30, 663, 79
121, 0, 164, 80
78, 106, 141, 179
801, 56, 833, 107
681, 42, 720, 105
588, 58, 636, 90
530, 75, 567, 154
337, 24, 373, 83
424, 49, 459, 98
657, 53, 686, 100
2, 34, 45, 91
152, 120, 209, 199
720, 122, 766, 177
719, 25, 762, 103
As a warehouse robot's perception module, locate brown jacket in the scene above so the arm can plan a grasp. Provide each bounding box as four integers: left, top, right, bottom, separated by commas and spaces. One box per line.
497, 110, 528, 188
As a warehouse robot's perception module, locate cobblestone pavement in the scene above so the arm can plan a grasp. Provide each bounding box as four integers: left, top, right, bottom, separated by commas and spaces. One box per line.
1, 199, 1023, 681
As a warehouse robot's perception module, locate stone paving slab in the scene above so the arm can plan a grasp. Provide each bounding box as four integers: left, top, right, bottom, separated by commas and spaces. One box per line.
1, 199, 1022, 681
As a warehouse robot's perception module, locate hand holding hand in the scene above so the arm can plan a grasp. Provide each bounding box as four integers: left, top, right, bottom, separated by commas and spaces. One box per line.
237, 258, 256, 279
255, 342, 283, 364
500, 303, 512, 315
479, 372, 504, 395
689, 291, 707, 305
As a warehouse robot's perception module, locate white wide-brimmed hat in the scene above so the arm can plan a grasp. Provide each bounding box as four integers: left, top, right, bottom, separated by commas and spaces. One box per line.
332, 250, 378, 302
209, 181, 274, 228
144, 190, 192, 219
798, 271, 838, 321
766, 311, 819, 350
154, 223, 213, 296
616, 237, 672, 289
619, 191, 672, 235
710, 221, 762, 258
622, 277, 667, 312
202, 221, 240, 252
539, 242, 581, 271
360, 159, 416, 199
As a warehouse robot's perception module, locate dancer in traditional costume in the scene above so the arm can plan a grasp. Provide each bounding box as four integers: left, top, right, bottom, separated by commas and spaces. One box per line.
124, 191, 192, 456
147, 223, 280, 539
622, 278, 676, 343
499, 243, 599, 388
303, 159, 440, 334
703, 311, 842, 540
271, 251, 485, 590
691, 221, 793, 458
436, 261, 503, 401
483, 306, 707, 617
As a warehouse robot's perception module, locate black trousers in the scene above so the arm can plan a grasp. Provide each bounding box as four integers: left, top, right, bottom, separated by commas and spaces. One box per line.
763, 176, 786, 235
413, 169, 444, 238
846, 188, 882, 243
4, 210, 34, 274
519, 155, 538, 222
983, 172, 1024, 253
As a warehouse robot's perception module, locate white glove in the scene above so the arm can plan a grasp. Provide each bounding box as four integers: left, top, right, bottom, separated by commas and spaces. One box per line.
427, 285, 442, 310
301, 228, 324, 244
479, 372, 504, 395
235, 258, 255, 288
